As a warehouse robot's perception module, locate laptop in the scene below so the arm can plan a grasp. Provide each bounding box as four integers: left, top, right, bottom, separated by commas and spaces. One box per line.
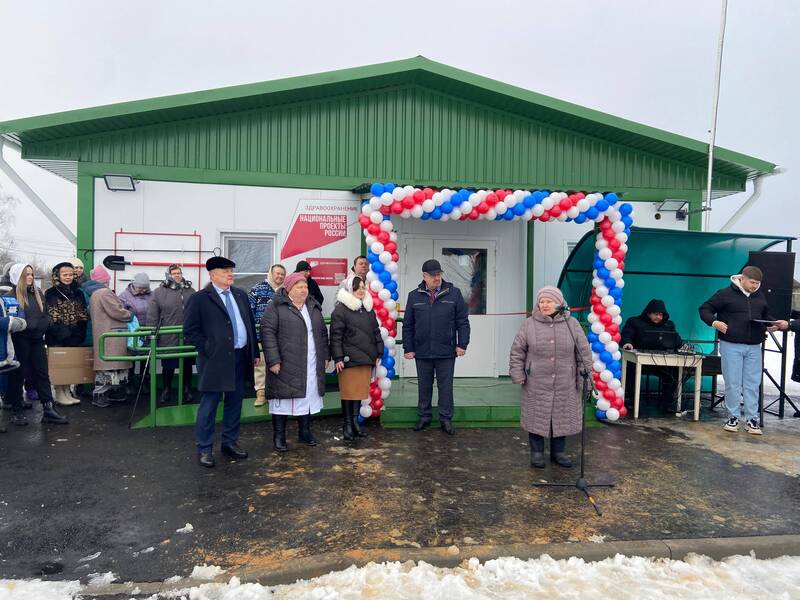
643, 330, 681, 352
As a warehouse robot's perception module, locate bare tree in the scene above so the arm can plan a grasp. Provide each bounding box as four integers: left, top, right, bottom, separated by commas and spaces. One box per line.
0, 182, 20, 273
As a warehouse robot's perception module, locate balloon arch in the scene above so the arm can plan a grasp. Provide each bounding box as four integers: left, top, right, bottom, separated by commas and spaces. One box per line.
356, 183, 635, 422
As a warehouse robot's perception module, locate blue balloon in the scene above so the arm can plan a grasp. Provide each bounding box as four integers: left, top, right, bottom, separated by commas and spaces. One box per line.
595, 409, 607, 420
593, 258, 604, 270
619, 202, 633, 216
431, 208, 443, 220
574, 214, 587, 224
624, 227, 631, 236
592, 342, 605, 353
387, 368, 396, 378
596, 199, 609, 212
600, 351, 613, 364
458, 188, 469, 198
383, 213, 391, 220
495, 213, 504, 221
586, 207, 599, 219
503, 211, 515, 221
513, 203, 526, 216
597, 267, 610, 279
371, 261, 384, 273
370, 183, 384, 196
610, 287, 623, 300
384, 183, 395, 193
357, 415, 366, 424
608, 360, 621, 371
523, 195, 536, 208
532, 191, 545, 203
379, 271, 392, 284
587, 332, 598, 343
391, 291, 399, 301
605, 278, 616, 290
386, 281, 398, 292
421, 212, 431, 220
441, 201, 453, 214
367, 251, 379, 263
622, 216, 633, 228
384, 356, 395, 368
605, 193, 618, 205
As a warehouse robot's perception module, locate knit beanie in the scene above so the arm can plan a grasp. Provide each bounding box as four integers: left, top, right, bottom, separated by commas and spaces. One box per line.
536, 285, 565, 306
67, 257, 84, 269
91, 265, 111, 284
132, 272, 151, 289
283, 272, 307, 293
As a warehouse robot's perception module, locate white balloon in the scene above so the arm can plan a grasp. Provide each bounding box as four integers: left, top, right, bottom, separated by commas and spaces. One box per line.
388, 348, 396, 357
365, 235, 376, 246
567, 206, 580, 219
469, 193, 480, 206
607, 304, 621, 316
606, 341, 619, 354
616, 232, 628, 243
605, 407, 620, 421
541, 197, 554, 210
616, 279, 625, 289
392, 187, 405, 201
369, 196, 382, 210
370, 242, 384, 254
384, 299, 396, 311
411, 205, 424, 218
376, 366, 388, 378
432, 192, 443, 206
421, 199, 435, 213
369, 211, 383, 224
592, 277, 603, 288
495, 201, 508, 215
612, 350, 622, 361
366, 272, 377, 283
381, 388, 390, 399
531, 204, 545, 217
460, 201, 472, 214
360, 405, 373, 418
608, 378, 621, 390
600, 369, 613, 382
593, 360, 606, 372
379, 326, 388, 338
601, 295, 615, 307
610, 269, 624, 280
557, 211, 568, 221
450, 208, 462, 220
612, 315, 623, 325
598, 247, 613, 260
596, 285, 609, 297
486, 209, 497, 221
612, 220, 626, 233
401, 209, 411, 219
615, 386, 625, 397
598, 332, 612, 345
403, 185, 415, 194
595, 239, 609, 250
620, 243, 629, 253
379, 251, 392, 264
591, 322, 605, 334
505, 194, 518, 208
514, 189, 526, 201
362, 204, 374, 216
587, 312, 598, 324
385, 337, 396, 348
370, 280, 384, 292
596, 399, 611, 411
361, 398, 371, 406
379, 377, 392, 391
380, 192, 394, 206
476, 190, 488, 201
391, 272, 398, 282
576, 199, 590, 212
386, 262, 398, 273
380, 220, 394, 232
605, 258, 619, 270
389, 310, 398, 319
440, 214, 450, 222
378, 288, 391, 301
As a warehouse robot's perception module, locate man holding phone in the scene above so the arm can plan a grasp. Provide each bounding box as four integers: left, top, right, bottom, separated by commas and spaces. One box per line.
699, 266, 788, 435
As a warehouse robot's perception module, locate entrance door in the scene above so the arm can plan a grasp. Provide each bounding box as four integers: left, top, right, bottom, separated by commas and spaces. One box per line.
399, 237, 497, 378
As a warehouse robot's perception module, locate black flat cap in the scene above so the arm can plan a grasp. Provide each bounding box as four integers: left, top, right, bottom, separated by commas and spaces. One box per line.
295, 260, 312, 272
206, 256, 236, 271
422, 259, 442, 274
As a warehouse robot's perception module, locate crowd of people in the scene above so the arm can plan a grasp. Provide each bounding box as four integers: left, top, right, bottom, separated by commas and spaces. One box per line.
0, 254, 792, 471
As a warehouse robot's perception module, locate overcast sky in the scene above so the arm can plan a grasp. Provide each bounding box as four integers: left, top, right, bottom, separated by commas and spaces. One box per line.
1, 0, 797, 269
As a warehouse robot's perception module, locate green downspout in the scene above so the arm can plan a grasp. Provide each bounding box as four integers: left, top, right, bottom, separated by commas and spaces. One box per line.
688, 191, 703, 232
76, 166, 95, 268
525, 221, 535, 313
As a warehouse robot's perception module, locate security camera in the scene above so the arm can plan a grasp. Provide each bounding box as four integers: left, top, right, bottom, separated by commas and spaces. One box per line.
654, 212, 662, 220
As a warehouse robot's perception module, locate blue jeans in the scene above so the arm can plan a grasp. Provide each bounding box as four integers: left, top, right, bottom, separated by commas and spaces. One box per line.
195, 348, 247, 452
416, 357, 456, 421
719, 340, 762, 421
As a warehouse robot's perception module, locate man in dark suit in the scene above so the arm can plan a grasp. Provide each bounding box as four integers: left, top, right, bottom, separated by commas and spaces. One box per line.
184, 256, 260, 467
402, 259, 470, 435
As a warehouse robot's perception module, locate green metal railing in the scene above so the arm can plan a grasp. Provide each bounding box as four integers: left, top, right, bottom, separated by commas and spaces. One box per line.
99, 326, 197, 428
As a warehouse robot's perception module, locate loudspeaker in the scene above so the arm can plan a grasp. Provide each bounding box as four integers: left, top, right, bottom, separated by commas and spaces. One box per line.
747, 251, 795, 320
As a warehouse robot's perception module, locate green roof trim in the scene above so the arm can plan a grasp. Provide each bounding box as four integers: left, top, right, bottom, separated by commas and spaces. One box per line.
0, 56, 776, 183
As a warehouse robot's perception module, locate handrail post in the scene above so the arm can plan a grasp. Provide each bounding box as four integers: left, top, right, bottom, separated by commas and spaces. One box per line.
177, 329, 184, 406
150, 333, 158, 428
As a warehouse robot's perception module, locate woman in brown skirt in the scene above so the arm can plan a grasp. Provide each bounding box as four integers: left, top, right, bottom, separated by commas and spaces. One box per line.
330, 276, 384, 441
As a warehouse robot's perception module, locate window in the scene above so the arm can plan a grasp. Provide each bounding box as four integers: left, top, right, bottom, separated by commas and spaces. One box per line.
221, 233, 276, 291
441, 247, 488, 315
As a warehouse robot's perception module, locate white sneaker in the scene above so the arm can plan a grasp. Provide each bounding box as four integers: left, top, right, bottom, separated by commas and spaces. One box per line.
723, 416, 739, 432
745, 418, 763, 435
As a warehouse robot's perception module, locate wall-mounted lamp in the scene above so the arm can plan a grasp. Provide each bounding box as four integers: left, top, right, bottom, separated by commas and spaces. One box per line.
104, 174, 136, 192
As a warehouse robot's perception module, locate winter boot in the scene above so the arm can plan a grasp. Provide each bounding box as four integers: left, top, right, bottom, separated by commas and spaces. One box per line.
272, 414, 288, 452
41, 402, 69, 425
341, 401, 354, 441
53, 385, 73, 406
297, 414, 318, 446
92, 392, 112, 408
350, 401, 367, 438
254, 389, 267, 407
159, 388, 172, 404
183, 385, 194, 404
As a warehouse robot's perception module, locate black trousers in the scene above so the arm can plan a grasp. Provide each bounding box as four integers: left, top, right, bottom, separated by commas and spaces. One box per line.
624, 363, 678, 409
528, 423, 566, 454
6, 336, 53, 412
416, 357, 455, 421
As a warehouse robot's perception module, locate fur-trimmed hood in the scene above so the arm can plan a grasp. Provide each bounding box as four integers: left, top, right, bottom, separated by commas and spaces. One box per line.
336, 287, 373, 312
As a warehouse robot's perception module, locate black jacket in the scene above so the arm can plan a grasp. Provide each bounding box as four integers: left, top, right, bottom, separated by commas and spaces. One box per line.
44, 282, 90, 347
329, 288, 384, 367
402, 280, 470, 359
4, 285, 49, 340
620, 299, 682, 350
699, 279, 775, 345
260, 290, 329, 399
183, 284, 258, 392
307, 276, 324, 307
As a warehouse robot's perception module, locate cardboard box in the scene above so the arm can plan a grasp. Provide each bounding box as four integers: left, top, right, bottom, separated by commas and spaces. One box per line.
48, 347, 95, 385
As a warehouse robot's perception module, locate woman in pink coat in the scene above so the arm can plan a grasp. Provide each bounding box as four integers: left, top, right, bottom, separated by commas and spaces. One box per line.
509, 286, 592, 469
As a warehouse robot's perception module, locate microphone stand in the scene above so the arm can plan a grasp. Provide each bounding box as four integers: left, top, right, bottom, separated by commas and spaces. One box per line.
532, 306, 615, 516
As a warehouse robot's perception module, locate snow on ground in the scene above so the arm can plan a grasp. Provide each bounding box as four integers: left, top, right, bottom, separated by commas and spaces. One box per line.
4, 553, 798, 599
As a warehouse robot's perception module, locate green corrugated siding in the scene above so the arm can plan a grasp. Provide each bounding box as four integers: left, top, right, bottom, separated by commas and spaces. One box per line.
23, 85, 743, 192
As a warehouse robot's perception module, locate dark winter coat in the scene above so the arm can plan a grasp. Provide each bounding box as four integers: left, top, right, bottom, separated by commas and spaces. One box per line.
260, 290, 329, 400
118, 283, 153, 327
44, 282, 90, 347
147, 280, 196, 347
699, 276, 775, 345
329, 287, 384, 367
509, 310, 593, 437
620, 299, 683, 351
183, 284, 258, 393
4, 285, 48, 340
402, 280, 470, 359
307, 276, 324, 308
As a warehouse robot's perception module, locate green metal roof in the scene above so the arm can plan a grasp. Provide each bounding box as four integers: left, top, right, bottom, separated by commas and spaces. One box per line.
0, 56, 776, 185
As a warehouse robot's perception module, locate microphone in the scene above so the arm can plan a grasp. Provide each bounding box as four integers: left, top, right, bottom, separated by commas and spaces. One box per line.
554, 303, 569, 315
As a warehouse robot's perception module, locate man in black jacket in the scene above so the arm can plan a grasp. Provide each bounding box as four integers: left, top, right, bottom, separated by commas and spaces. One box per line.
621, 299, 683, 414
184, 256, 259, 467
699, 266, 787, 435
403, 259, 470, 435
294, 261, 324, 307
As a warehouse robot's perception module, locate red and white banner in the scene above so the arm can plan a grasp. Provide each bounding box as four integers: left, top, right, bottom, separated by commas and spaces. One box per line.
280, 199, 359, 259
306, 257, 349, 286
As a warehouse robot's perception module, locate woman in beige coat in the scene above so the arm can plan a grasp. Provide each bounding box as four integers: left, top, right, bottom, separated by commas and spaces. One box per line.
89, 265, 132, 408
509, 286, 592, 469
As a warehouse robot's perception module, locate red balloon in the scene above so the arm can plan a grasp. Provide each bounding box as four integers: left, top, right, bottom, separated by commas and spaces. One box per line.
550, 206, 562, 217
468, 211, 479, 220
612, 397, 624, 409
617, 261, 625, 270
609, 239, 621, 250
477, 201, 489, 214
413, 190, 425, 203
384, 317, 396, 330
372, 399, 384, 410
612, 333, 622, 343
370, 387, 381, 400
377, 308, 388, 319
486, 193, 498, 206
402, 196, 415, 209
423, 187, 435, 199
391, 252, 399, 262
618, 406, 628, 418
358, 215, 371, 228
600, 219, 612, 230
595, 380, 607, 391
590, 294, 601, 305
377, 231, 390, 243
603, 389, 616, 401
388, 327, 397, 337
539, 214, 550, 222
559, 197, 572, 210
600, 313, 613, 325
575, 192, 585, 200
385, 241, 397, 253
367, 223, 380, 236
496, 189, 508, 200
